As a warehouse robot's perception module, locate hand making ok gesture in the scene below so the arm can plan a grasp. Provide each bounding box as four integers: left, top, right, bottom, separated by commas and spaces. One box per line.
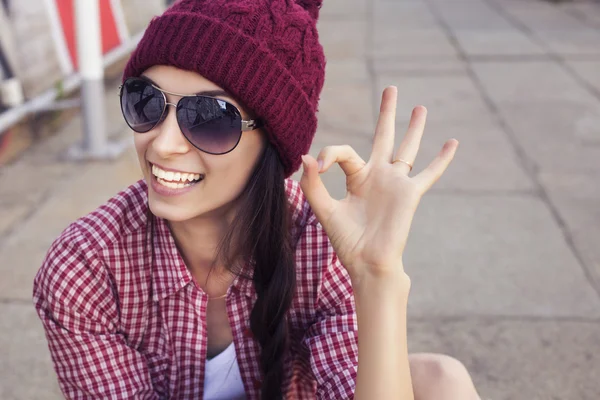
300, 86, 459, 286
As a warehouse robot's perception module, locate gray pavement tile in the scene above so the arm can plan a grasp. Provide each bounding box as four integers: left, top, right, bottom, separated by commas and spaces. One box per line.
371, 28, 458, 58
539, 171, 600, 295
0, 241, 51, 301
373, 55, 467, 75
453, 30, 546, 56
492, 0, 590, 31
536, 29, 600, 57
375, 74, 490, 123
373, 2, 439, 30
318, 80, 376, 134
320, 0, 368, 19
400, 119, 534, 192
408, 318, 600, 400
490, 0, 600, 56
403, 193, 600, 318
0, 203, 29, 240
317, 19, 368, 60
433, 0, 516, 31
490, 102, 600, 173
561, 2, 600, 29
0, 303, 62, 400
471, 61, 598, 104
566, 60, 600, 94
0, 162, 71, 207
324, 60, 370, 85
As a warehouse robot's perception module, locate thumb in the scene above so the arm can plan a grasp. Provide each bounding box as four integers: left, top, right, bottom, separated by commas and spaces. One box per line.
299, 154, 336, 224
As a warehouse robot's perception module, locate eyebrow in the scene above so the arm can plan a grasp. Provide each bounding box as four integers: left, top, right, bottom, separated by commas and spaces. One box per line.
140, 75, 234, 100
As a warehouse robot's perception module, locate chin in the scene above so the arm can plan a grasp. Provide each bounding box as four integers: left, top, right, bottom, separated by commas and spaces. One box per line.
147, 194, 237, 223
148, 198, 196, 222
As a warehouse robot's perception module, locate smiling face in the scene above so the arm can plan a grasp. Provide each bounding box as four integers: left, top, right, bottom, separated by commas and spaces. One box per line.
132, 65, 267, 223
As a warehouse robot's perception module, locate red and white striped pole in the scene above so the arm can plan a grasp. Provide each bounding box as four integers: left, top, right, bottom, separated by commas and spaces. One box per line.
68, 0, 125, 160
76, 0, 107, 155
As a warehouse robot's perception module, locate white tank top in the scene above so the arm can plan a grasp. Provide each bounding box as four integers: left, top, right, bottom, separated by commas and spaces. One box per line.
203, 342, 246, 400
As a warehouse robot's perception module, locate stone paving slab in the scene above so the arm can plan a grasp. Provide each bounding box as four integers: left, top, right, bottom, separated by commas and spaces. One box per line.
539, 171, 600, 292
318, 80, 376, 133
373, 55, 467, 75
372, 28, 458, 59
566, 60, 600, 94
320, 0, 368, 19
489, 101, 600, 174
375, 73, 491, 124
490, 0, 592, 31
562, 2, 600, 28
373, 1, 439, 30
395, 119, 535, 192
453, 30, 546, 56
490, 0, 600, 56
408, 318, 600, 400
432, 0, 519, 31
0, 304, 62, 400
471, 61, 598, 104
404, 193, 600, 318
317, 19, 368, 60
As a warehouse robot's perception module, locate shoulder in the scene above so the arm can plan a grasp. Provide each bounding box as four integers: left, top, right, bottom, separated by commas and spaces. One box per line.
32, 180, 150, 331
72, 179, 149, 252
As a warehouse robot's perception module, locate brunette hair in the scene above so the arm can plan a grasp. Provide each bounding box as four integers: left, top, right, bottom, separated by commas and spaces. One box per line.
145, 143, 296, 400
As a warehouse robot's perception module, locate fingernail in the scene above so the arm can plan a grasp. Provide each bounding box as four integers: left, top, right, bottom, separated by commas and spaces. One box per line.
301, 155, 309, 175
317, 159, 324, 172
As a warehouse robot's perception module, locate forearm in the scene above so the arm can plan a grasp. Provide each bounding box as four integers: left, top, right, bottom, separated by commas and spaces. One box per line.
352, 268, 413, 400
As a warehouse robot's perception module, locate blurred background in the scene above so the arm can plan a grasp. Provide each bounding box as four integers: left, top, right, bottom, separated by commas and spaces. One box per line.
1, 0, 599, 399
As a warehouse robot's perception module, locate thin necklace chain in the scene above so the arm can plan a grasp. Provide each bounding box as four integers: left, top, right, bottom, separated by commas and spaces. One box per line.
208, 292, 228, 300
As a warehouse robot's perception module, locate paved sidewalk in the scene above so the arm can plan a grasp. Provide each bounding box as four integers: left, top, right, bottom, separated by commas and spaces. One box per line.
1, 0, 599, 399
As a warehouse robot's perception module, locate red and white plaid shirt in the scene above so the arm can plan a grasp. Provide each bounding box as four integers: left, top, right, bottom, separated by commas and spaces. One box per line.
33, 179, 358, 399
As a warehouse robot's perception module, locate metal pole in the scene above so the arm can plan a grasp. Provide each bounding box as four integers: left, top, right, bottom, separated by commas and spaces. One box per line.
67, 0, 127, 160
77, 0, 106, 155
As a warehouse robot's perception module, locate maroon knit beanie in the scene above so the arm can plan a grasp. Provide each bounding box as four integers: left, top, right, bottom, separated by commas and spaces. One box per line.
123, 0, 326, 177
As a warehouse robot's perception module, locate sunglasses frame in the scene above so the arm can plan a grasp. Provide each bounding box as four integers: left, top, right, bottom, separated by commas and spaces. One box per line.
118, 77, 263, 155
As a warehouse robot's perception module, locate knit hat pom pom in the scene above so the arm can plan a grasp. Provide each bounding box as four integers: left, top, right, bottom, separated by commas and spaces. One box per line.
296, 0, 323, 20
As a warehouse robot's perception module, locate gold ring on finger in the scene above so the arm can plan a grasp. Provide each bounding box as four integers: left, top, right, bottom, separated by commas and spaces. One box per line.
392, 158, 413, 171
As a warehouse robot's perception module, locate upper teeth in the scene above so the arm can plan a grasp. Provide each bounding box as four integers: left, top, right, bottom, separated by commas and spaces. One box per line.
152, 164, 201, 182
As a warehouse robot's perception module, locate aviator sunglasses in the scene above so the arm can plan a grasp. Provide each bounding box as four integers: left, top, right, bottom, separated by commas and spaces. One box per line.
119, 77, 263, 155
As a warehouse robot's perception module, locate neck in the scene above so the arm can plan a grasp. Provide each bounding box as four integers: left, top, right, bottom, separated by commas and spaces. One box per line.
167, 211, 237, 293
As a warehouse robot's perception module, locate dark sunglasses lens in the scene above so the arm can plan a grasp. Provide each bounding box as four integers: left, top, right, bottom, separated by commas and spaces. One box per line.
120, 79, 165, 133
176, 97, 242, 154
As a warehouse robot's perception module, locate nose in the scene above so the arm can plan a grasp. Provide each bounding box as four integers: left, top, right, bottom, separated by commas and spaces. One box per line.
151, 103, 191, 157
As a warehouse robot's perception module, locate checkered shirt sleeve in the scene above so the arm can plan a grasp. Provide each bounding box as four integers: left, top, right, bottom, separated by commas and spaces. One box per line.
32, 224, 159, 400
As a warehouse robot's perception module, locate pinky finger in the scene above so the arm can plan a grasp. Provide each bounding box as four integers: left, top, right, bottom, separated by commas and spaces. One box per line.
413, 139, 459, 192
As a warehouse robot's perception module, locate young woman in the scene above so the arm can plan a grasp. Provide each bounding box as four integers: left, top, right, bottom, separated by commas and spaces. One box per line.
33, 0, 481, 399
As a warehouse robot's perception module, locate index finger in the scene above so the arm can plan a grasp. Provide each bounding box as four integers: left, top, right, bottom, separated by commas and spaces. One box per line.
369, 86, 398, 164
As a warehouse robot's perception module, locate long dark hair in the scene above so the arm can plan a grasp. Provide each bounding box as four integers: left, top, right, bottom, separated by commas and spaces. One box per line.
217, 143, 296, 399
145, 143, 296, 399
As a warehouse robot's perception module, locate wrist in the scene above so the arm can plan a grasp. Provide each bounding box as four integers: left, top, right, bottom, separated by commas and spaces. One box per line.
350, 266, 411, 298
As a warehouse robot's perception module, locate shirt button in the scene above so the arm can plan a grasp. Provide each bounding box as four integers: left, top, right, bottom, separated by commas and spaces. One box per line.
253, 377, 262, 389
244, 327, 253, 338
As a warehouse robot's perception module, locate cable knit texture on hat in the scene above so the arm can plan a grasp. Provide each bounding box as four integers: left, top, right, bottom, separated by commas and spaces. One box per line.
123, 0, 326, 177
